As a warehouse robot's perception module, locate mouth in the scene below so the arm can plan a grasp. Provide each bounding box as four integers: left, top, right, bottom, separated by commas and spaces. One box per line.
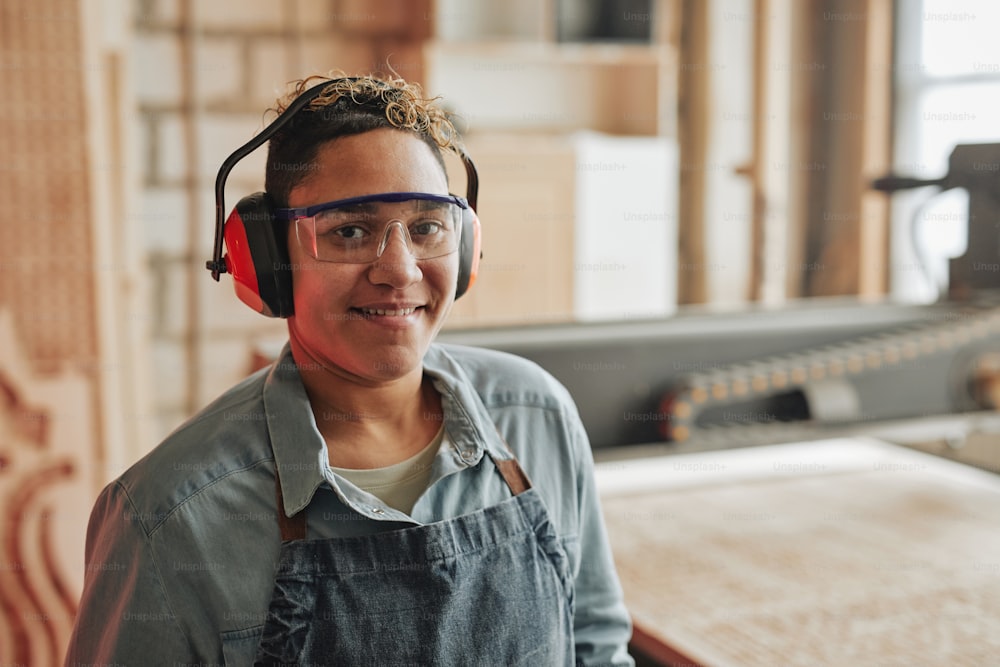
351, 306, 423, 318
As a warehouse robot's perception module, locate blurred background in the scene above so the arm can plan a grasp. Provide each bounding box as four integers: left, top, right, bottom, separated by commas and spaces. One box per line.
3, 0, 1000, 664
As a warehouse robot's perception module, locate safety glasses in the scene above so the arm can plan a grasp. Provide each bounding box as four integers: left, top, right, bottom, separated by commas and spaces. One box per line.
275, 192, 468, 264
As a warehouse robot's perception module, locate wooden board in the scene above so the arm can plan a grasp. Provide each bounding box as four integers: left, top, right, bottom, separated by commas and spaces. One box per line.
446, 134, 577, 328
596, 438, 1000, 666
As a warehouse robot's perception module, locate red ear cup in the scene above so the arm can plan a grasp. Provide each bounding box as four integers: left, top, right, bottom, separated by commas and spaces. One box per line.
223, 205, 265, 314
456, 207, 481, 299
223, 192, 294, 318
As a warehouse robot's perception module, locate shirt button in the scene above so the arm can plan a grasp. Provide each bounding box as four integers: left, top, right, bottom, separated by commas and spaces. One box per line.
461, 450, 477, 462
372, 507, 385, 516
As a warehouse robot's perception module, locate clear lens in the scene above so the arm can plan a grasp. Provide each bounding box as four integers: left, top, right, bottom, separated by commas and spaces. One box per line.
296, 199, 462, 263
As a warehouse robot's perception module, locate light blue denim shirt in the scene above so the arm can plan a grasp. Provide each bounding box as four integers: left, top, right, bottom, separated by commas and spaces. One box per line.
65, 343, 634, 666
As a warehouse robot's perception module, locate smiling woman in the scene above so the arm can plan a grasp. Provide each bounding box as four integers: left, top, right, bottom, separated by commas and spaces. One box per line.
64, 73, 635, 667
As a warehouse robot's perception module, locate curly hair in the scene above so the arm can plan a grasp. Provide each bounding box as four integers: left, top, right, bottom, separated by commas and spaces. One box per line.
264, 73, 464, 208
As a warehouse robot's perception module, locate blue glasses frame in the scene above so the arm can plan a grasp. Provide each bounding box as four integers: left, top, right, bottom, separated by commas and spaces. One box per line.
274, 191, 470, 221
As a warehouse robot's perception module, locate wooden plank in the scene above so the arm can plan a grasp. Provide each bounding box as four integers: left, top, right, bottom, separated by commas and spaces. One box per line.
746, 0, 768, 301
805, 0, 893, 298
858, 0, 893, 297
599, 438, 1000, 665
676, 0, 709, 304
446, 134, 576, 328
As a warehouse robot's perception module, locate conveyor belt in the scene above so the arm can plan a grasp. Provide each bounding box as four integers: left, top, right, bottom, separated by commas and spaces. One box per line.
659, 301, 1000, 445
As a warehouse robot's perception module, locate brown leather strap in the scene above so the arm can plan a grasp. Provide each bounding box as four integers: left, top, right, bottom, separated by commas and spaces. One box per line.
275, 474, 307, 542
492, 456, 532, 496
489, 429, 533, 496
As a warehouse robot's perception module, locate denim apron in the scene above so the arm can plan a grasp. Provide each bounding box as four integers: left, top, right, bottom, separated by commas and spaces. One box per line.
253, 449, 575, 666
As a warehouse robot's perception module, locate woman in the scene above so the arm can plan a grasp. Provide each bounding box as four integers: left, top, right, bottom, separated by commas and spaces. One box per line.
66, 74, 634, 666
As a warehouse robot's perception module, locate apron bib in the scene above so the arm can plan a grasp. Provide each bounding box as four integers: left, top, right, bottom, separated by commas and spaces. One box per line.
253, 450, 574, 666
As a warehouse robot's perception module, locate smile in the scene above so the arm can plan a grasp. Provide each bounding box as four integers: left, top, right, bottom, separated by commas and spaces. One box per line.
360, 307, 417, 316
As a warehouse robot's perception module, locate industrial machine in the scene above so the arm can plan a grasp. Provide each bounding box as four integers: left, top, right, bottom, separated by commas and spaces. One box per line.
440, 143, 1000, 473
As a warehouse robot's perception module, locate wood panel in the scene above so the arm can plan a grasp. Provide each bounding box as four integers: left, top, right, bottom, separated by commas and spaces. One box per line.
0, 1, 135, 663
676, 0, 709, 305
0, 313, 95, 667
0, 0, 98, 373
804, 0, 894, 298
446, 134, 577, 327
599, 438, 1000, 665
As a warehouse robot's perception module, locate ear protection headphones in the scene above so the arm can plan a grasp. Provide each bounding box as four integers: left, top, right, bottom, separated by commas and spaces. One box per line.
206, 77, 482, 318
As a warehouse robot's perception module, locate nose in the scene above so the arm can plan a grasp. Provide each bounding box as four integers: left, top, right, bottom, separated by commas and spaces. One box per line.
369, 220, 422, 287
375, 220, 413, 259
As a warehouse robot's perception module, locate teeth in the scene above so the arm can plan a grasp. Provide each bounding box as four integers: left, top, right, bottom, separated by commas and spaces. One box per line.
361, 307, 416, 316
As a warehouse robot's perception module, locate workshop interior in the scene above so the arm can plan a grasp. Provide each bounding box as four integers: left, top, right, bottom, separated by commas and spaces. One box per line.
2, 0, 999, 665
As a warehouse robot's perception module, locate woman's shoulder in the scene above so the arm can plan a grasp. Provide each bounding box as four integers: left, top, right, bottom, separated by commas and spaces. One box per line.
112, 366, 276, 526
427, 343, 576, 412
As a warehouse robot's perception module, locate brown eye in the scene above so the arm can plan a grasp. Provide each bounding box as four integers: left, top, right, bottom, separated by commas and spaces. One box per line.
411, 221, 443, 237
333, 225, 368, 240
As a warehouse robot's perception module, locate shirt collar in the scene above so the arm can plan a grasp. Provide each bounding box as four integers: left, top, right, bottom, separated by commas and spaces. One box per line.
422, 344, 513, 465
262, 342, 512, 519
262, 344, 328, 518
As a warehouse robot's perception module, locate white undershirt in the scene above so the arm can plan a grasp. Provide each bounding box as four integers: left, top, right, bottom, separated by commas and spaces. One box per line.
330, 425, 446, 515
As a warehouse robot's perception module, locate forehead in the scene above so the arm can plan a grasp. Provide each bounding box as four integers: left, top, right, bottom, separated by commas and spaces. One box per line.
288, 128, 448, 208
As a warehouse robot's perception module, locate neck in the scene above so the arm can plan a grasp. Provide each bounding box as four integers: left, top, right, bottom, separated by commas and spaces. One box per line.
288, 339, 443, 470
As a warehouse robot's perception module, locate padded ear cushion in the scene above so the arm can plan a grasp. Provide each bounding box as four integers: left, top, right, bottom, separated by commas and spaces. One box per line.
455, 207, 481, 299
223, 192, 294, 318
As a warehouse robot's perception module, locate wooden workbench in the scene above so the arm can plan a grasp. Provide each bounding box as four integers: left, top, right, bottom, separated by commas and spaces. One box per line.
595, 438, 1000, 666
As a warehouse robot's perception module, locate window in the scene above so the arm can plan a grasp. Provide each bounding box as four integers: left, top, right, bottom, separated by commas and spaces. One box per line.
891, 0, 1000, 301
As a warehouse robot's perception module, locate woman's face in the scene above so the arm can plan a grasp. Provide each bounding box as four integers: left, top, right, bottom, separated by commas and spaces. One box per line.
285, 128, 458, 385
